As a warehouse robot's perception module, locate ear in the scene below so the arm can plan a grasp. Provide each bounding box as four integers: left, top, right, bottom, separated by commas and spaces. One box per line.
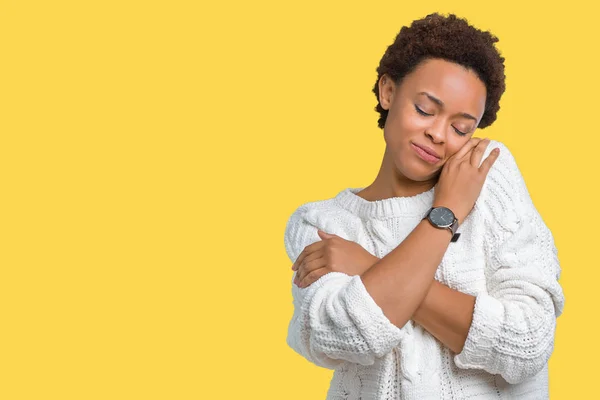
378, 74, 395, 110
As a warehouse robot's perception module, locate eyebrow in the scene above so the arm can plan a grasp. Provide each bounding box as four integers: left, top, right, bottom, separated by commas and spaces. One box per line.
418, 91, 478, 122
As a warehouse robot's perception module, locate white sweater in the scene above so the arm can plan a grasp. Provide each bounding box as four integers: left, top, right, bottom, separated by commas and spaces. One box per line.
284, 140, 565, 399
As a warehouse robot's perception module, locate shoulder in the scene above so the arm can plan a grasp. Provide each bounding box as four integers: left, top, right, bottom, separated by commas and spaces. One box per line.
283, 199, 337, 264
479, 139, 525, 192
283, 196, 361, 263
477, 139, 538, 227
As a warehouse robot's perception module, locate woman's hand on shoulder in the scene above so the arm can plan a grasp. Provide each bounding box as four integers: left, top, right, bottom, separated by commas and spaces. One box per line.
291, 230, 378, 288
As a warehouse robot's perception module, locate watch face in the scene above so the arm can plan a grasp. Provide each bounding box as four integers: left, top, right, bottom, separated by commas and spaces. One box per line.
429, 207, 455, 227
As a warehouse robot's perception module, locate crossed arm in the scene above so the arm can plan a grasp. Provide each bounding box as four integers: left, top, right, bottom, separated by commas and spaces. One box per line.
286, 143, 564, 383
358, 215, 475, 355
287, 207, 563, 383
406, 271, 476, 355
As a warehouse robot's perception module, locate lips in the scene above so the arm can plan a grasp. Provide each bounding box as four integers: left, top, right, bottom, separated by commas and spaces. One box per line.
411, 142, 441, 164
412, 143, 441, 159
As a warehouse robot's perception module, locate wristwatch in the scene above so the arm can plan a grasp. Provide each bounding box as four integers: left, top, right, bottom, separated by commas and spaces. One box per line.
422, 206, 461, 242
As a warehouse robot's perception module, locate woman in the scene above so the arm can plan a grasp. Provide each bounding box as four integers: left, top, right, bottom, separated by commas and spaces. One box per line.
284, 13, 565, 400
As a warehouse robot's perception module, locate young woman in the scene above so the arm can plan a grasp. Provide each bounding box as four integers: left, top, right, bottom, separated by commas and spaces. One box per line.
284, 12, 565, 400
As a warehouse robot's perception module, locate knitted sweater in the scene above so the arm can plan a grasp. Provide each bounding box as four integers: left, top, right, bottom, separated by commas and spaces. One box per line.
283, 140, 565, 399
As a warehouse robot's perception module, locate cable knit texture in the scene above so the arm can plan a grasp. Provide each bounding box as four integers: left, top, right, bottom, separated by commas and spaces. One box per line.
284, 140, 565, 399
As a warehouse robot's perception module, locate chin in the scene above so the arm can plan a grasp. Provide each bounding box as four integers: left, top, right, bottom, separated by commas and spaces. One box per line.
396, 165, 427, 182
402, 162, 443, 182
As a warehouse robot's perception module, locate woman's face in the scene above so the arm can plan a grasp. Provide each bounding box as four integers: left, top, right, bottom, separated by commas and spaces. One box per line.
379, 58, 487, 182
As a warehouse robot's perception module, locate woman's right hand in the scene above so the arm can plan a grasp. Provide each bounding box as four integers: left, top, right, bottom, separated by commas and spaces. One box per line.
432, 137, 500, 225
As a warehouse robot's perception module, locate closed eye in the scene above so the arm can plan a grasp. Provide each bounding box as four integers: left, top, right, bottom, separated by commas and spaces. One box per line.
415, 105, 468, 136
415, 105, 432, 116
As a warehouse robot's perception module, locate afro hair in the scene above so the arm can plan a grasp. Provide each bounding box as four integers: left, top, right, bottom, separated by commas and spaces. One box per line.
373, 13, 506, 130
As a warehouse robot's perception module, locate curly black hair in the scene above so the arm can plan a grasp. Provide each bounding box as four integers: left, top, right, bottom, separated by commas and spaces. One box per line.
373, 12, 506, 130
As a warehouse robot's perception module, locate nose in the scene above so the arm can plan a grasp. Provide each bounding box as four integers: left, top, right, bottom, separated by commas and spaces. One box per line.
425, 119, 446, 143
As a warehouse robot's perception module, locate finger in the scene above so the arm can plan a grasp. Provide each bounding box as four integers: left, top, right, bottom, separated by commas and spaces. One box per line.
470, 138, 491, 167
292, 240, 325, 271
298, 266, 328, 288
479, 146, 501, 174
295, 254, 325, 284
453, 137, 483, 160
317, 229, 335, 239
296, 253, 326, 284
293, 240, 326, 271
295, 249, 324, 280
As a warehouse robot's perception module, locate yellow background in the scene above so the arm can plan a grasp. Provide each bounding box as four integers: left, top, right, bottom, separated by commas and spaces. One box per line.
0, 0, 595, 398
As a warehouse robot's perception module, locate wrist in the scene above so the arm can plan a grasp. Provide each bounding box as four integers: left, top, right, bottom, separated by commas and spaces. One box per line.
422, 204, 461, 241
359, 254, 381, 278
420, 218, 455, 240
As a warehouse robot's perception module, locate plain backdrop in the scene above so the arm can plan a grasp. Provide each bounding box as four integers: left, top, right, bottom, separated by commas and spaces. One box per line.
0, 1, 597, 398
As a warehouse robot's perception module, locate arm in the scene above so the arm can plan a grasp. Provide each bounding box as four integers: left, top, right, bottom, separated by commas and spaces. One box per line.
284, 206, 409, 369
452, 205, 564, 383
284, 139, 495, 369
285, 203, 452, 369
359, 211, 458, 329
412, 280, 476, 354
349, 257, 475, 355
285, 204, 456, 369
412, 142, 565, 384
358, 138, 499, 331
361, 142, 564, 384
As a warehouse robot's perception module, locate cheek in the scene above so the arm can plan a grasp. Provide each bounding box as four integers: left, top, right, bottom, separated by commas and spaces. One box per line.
449, 137, 473, 154
398, 108, 427, 130
386, 110, 426, 142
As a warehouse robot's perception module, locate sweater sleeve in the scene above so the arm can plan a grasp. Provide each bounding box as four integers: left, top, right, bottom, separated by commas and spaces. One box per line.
284, 205, 406, 369
453, 141, 565, 384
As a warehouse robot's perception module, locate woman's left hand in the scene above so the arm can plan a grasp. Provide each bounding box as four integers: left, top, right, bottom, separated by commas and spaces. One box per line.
292, 230, 378, 288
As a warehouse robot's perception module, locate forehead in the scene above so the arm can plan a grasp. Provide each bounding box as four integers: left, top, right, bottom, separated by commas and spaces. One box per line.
402, 58, 487, 114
